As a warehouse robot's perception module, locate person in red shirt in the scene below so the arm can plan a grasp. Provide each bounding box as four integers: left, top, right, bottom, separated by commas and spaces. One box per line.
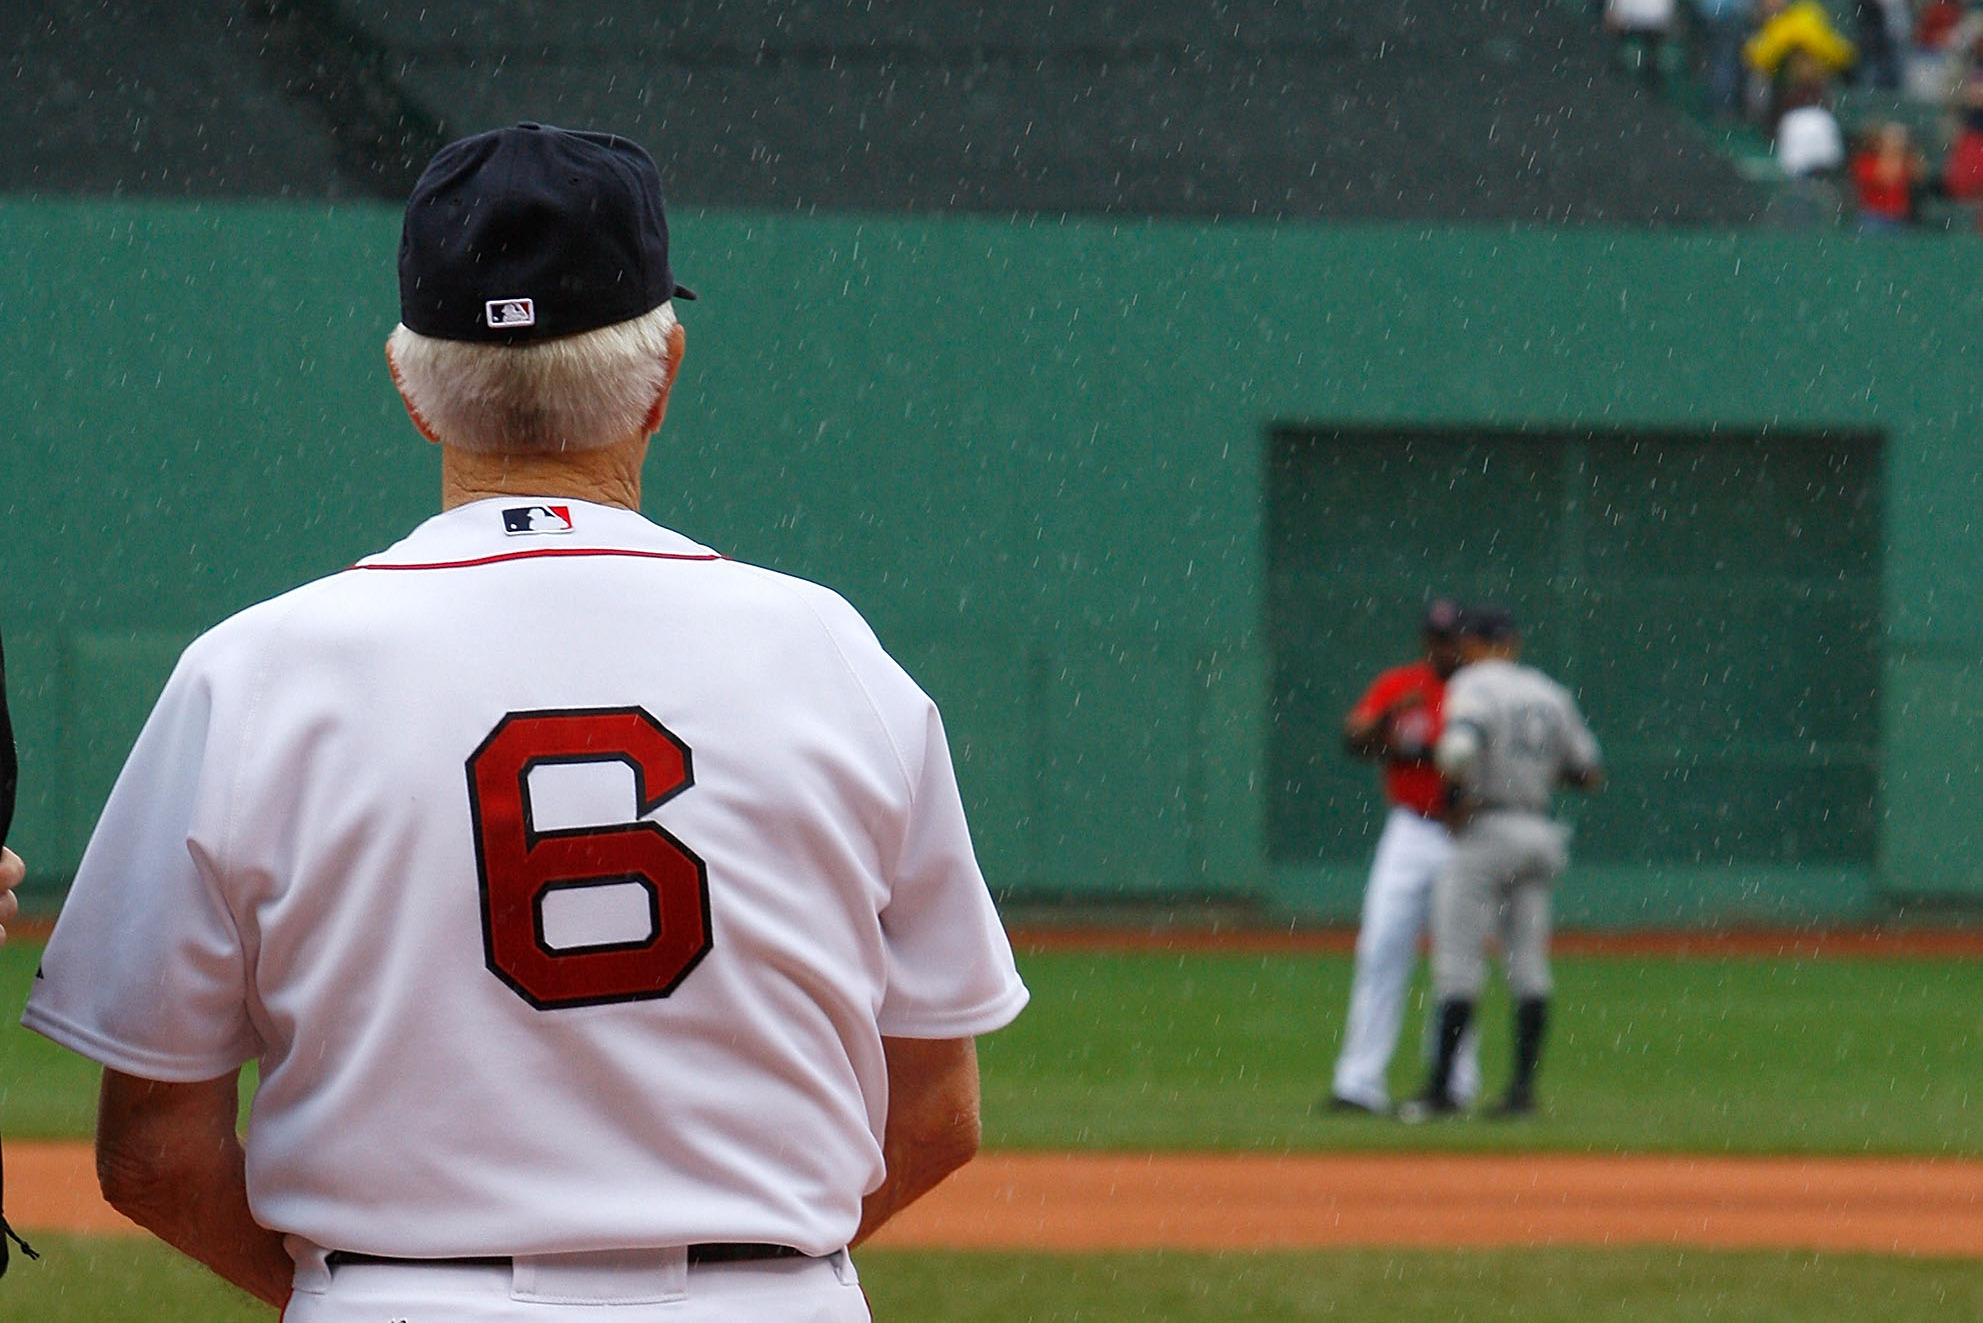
1916, 0, 1966, 52
1850, 120, 1926, 229
1324, 600, 1480, 1115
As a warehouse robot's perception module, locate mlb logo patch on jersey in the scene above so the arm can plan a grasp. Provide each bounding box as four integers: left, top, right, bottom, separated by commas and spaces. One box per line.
502, 505, 574, 535
485, 298, 536, 330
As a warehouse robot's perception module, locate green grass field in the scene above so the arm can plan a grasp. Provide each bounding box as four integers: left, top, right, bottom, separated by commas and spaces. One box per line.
6, 940, 1982, 1319
9, 1237, 1983, 1323
979, 948, 1983, 1155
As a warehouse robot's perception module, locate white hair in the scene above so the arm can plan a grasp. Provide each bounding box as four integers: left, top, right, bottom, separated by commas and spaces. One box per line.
387, 302, 679, 455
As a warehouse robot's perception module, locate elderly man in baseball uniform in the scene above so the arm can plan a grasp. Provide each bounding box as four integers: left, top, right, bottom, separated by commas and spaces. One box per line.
24, 123, 1028, 1322
1403, 604, 1601, 1121
1325, 599, 1480, 1116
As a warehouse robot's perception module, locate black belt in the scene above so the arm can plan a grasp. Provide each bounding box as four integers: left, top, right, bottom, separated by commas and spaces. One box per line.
326, 1244, 809, 1270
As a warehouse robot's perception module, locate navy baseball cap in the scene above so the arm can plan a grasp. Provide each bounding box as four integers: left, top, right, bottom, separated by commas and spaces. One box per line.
1460, 602, 1516, 641
1421, 597, 1463, 638
398, 123, 696, 345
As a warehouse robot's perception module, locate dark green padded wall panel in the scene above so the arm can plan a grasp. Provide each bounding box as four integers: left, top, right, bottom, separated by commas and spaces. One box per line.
1267, 428, 1881, 875
3, 201, 1982, 922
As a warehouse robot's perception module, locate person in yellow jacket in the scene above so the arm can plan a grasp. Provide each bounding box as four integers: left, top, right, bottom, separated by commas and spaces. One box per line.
1744, 0, 1858, 79
1744, 0, 1856, 129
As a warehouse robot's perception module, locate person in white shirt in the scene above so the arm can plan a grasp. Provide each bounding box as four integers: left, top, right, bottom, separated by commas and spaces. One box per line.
1606, 0, 1679, 83
24, 123, 1028, 1323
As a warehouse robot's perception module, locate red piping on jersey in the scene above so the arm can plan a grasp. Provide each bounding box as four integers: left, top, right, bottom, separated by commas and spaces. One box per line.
348, 547, 727, 571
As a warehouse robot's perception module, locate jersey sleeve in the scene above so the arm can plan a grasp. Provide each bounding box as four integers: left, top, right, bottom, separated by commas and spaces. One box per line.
1346, 668, 1408, 727
21, 640, 263, 1081
1555, 684, 1603, 778
1436, 673, 1494, 788
790, 583, 1028, 1041
873, 697, 1030, 1039
1439, 672, 1492, 738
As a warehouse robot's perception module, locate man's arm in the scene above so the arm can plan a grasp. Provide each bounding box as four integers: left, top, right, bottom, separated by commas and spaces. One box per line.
1341, 708, 1390, 758
96, 1068, 292, 1308
1559, 691, 1605, 793
851, 1035, 981, 1247
1343, 681, 1425, 760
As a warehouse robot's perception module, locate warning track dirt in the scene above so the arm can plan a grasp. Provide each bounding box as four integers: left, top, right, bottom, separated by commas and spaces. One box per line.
15, 1142, 1982, 1257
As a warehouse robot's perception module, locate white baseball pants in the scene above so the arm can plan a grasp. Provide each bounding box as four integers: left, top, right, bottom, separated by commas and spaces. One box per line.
1331, 806, 1481, 1111
283, 1246, 868, 1323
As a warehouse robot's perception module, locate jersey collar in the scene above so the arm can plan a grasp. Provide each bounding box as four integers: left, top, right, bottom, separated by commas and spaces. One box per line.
353, 498, 721, 570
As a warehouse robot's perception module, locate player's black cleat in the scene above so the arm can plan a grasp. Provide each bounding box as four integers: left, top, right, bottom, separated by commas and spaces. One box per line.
1319, 1093, 1387, 1117
1485, 1088, 1537, 1120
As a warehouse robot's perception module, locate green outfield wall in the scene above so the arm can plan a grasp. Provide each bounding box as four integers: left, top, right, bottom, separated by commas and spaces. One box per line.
3, 200, 1980, 926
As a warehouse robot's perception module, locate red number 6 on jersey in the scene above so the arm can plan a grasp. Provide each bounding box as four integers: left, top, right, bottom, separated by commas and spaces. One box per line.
466, 707, 711, 1010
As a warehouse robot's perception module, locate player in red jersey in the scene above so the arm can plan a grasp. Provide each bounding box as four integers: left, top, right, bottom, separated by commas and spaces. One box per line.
1324, 599, 1480, 1115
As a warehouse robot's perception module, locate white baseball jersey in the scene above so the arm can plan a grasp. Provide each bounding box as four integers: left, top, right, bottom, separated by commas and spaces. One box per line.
1441, 658, 1601, 814
25, 497, 1029, 1259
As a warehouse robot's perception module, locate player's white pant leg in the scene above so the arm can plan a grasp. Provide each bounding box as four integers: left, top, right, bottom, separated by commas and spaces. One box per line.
285, 1251, 867, 1323
1331, 807, 1449, 1111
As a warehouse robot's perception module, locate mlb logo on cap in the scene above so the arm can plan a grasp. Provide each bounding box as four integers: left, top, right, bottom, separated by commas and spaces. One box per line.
502, 505, 573, 535
486, 298, 537, 330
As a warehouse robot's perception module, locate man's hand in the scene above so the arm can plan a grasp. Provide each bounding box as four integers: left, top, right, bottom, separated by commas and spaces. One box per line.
97, 1069, 293, 1308
852, 1036, 981, 1247
0, 847, 22, 947
1344, 689, 1429, 760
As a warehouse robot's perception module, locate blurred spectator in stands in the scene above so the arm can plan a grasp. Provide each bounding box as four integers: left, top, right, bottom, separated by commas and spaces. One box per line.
1916, 0, 1966, 50
1745, 0, 1859, 124
1608, 0, 1679, 84
1772, 54, 1848, 226
1934, 11, 1983, 100
1776, 54, 1849, 170
1695, 0, 1756, 113
1906, 0, 1971, 98
1948, 22, 1983, 112
1850, 120, 1929, 227
1941, 48, 1983, 225
1852, 0, 1908, 89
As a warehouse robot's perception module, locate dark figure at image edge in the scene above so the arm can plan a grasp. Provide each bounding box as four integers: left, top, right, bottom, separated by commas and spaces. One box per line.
0, 622, 40, 1275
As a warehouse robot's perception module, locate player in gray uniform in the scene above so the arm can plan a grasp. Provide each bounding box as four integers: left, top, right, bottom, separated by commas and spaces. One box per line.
1404, 605, 1602, 1120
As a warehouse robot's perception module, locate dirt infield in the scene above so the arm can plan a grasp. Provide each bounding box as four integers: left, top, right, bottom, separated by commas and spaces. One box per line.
15, 1141, 1981, 1257
873, 1151, 1983, 1257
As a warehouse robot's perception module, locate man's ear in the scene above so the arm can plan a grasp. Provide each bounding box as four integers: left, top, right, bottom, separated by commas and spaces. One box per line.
385, 338, 443, 445
642, 320, 689, 437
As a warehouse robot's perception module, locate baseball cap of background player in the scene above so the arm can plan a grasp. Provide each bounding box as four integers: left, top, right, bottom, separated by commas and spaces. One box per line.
1459, 602, 1516, 642
398, 122, 697, 346
1421, 597, 1463, 638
